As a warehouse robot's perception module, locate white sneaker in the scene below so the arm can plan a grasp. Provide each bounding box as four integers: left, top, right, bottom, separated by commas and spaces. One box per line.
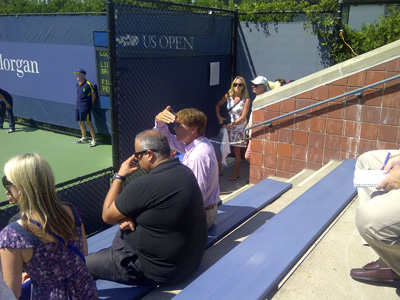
75, 137, 88, 144
89, 140, 97, 147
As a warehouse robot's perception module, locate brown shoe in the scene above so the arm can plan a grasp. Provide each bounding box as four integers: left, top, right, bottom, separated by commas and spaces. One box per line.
351, 261, 400, 283
362, 260, 380, 270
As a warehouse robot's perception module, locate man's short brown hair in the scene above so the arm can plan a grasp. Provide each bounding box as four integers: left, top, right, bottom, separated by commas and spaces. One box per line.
176, 108, 207, 137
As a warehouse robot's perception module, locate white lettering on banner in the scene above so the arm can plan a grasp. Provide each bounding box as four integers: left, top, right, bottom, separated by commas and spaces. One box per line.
116, 34, 194, 51
157, 36, 194, 50
143, 35, 157, 48
0, 54, 39, 78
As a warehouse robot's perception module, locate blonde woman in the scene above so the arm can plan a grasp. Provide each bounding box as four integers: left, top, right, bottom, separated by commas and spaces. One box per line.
216, 76, 251, 181
0, 154, 97, 299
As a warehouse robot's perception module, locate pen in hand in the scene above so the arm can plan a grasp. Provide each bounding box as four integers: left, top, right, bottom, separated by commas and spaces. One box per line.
382, 152, 391, 170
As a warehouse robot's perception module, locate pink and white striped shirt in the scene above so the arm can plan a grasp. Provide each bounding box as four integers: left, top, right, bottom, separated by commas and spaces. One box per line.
155, 121, 220, 208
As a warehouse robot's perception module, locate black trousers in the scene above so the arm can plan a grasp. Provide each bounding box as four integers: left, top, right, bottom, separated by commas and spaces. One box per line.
86, 230, 156, 286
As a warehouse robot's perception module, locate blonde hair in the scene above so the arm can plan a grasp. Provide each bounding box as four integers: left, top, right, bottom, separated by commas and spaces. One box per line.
4, 154, 76, 245
228, 76, 249, 99
176, 108, 207, 137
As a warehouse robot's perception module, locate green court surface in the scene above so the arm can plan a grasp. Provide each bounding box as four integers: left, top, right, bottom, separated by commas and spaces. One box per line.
0, 124, 113, 185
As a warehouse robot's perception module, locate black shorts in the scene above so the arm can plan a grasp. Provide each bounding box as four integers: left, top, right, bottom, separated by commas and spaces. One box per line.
75, 109, 91, 121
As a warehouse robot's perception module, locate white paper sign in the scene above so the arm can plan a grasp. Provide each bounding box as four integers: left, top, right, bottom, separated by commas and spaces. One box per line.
209, 62, 220, 86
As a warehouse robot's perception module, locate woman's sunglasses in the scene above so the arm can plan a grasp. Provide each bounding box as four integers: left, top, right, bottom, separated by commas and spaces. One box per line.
233, 83, 244, 88
2, 176, 13, 192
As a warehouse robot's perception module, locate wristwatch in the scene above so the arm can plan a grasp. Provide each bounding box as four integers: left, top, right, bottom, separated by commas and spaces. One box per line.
113, 173, 126, 182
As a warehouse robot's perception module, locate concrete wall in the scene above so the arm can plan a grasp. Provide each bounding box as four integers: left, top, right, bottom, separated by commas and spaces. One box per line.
249, 39, 400, 183
237, 21, 330, 87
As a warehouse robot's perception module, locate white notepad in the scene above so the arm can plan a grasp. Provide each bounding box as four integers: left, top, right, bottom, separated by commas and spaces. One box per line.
353, 170, 388, 187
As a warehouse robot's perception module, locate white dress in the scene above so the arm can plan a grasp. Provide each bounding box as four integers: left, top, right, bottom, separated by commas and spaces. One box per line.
227, 97, 247, 147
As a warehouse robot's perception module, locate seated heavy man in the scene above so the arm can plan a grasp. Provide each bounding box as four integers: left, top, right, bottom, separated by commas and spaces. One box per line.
86, 130, 207, 285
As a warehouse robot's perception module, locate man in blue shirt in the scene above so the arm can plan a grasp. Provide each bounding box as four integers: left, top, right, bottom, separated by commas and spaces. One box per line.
0, 88, 15, 133
74, 68, 97, 147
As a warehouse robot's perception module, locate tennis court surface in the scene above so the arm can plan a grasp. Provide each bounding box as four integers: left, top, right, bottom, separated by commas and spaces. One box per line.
0, 124, 112, 185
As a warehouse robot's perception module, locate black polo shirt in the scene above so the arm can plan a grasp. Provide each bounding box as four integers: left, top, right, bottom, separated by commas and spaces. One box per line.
115, 158, 207, 283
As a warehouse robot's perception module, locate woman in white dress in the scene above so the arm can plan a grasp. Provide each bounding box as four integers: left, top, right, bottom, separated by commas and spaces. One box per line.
215, 76, 251, 181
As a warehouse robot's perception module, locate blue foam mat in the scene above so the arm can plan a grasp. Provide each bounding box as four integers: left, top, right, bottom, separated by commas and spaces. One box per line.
207, 178, 292, 248
87, 178, 292, 300
173, 159, 357, 300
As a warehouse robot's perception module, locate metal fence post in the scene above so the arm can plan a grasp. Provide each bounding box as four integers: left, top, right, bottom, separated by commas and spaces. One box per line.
231, 6, 238, 80
333, 0, 343, 66
107, 0, 119, 171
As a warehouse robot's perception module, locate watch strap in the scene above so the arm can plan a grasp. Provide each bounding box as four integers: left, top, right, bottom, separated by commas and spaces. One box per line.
113, 173, 126, 182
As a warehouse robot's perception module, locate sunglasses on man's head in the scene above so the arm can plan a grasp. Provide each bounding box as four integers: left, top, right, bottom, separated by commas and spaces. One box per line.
2, 176, 13, 192
233, 83, 244, 87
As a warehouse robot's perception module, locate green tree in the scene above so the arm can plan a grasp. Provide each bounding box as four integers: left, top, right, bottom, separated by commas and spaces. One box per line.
0, 0, 106, 14
334, 5, 400, 62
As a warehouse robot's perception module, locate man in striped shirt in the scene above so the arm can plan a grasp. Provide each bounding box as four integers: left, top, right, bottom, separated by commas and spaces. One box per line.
155, 106, 220, 228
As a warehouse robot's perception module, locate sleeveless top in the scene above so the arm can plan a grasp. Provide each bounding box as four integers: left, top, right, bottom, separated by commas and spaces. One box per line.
0, 208, 98, 300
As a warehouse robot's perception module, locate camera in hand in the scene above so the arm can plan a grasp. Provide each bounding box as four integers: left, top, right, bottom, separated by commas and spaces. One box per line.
223, 118, 231, 125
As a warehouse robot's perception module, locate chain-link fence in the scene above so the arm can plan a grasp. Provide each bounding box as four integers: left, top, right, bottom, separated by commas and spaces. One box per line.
0, 204, 19, 229
0, 168, 114, 237
55, 168, 114, 236
15, 116, 112, 145
108, 0, 237, 167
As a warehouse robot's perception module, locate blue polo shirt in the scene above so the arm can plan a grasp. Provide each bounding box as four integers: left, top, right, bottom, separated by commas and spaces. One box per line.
76, 80, 94, 111
0, 88, 13, 106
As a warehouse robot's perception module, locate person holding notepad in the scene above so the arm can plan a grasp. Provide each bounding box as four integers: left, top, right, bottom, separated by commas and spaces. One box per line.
350, 150, 400, 283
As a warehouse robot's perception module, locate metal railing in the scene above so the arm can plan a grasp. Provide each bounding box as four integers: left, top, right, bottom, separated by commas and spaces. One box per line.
245, 73, 400, 137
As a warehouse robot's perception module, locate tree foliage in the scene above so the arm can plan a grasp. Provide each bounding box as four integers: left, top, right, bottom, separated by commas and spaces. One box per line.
0, 0, 399, 63
0, 0, 106, 14
334, 5, 400, 62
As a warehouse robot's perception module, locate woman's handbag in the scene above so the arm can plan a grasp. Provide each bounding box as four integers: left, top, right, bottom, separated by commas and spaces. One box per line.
222, 99, 243, 125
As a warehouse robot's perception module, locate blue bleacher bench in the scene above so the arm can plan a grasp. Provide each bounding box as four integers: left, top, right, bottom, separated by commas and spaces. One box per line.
173, 158, 357, 300
87, 178, 292, 300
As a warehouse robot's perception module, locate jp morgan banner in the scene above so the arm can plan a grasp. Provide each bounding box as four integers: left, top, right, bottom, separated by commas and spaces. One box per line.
0, 53, 40, 78
0, 41, 96, 106
0, 15, 105, 106
0, 15, 110, 134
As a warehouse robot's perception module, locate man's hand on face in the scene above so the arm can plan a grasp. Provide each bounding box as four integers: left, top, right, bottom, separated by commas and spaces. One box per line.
118, 153, 141, 178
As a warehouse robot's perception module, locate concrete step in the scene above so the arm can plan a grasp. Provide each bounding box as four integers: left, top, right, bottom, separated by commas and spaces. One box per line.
266, 161, 342, 215
268, 169, 315, 186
